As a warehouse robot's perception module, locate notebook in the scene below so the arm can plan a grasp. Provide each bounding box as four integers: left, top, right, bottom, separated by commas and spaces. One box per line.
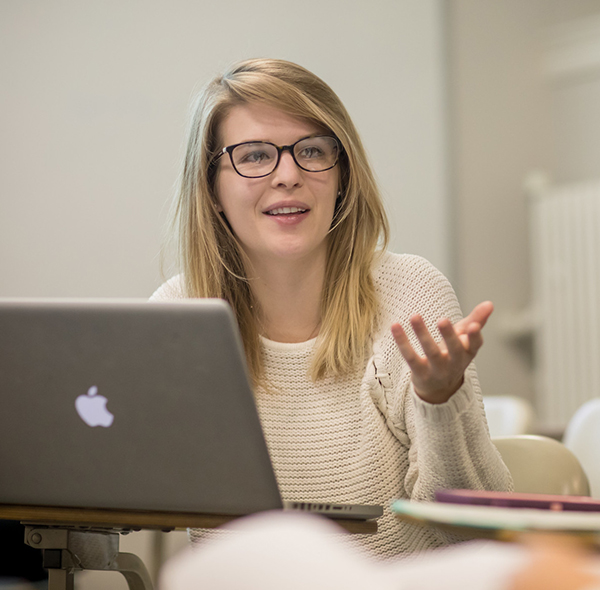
0, 298, 381, 522
435, 488, 600, 512
392, 498, 600, 538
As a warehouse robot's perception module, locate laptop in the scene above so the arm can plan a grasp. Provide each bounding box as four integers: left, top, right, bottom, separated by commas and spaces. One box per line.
0, 298, 381, 522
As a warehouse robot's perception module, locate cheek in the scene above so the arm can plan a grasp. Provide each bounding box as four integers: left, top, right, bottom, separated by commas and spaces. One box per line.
215, 172, 244, 218
214, 174, 256, 231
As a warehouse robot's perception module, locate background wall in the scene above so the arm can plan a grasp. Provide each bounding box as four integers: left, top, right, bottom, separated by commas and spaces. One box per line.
0, 0, 450, 299
447, 0, 554, 408
547, 8, 600, 183
447, 0, 600, 422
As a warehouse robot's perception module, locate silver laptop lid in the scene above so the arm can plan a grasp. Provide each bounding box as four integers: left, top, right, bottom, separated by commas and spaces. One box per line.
0, 298, 283, 516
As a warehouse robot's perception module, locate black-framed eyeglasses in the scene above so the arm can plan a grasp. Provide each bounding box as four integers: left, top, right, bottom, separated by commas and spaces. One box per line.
212, 135, 341, 179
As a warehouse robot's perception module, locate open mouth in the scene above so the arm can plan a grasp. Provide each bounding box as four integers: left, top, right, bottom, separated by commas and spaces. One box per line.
265, 207, 308, 216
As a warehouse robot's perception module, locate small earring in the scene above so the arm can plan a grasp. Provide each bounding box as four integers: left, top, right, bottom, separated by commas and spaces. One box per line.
337, 190, 342, 197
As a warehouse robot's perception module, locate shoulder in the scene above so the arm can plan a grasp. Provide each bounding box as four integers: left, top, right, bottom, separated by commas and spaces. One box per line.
372, 250, 462, 327
373, 251, 454, 300
149, 274, 187, 301
374, 250, 447, 281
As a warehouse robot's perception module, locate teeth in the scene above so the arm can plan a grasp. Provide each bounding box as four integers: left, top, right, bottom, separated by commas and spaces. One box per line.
267, 207, 307, 215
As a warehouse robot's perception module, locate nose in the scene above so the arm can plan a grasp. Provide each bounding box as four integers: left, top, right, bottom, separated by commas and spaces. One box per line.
271, 149, 302, 188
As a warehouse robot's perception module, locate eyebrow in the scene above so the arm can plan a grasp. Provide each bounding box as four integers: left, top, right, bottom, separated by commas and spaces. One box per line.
223, 134, 324, 148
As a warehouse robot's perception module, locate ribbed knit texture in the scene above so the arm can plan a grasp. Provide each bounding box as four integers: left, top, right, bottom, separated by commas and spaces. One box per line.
150, 251, 513, 559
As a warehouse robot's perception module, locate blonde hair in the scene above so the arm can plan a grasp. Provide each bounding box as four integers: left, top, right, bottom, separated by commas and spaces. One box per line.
170, 58, 389, 386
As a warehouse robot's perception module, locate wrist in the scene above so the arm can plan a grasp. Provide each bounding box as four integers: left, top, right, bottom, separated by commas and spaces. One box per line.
414, 375, 465, 404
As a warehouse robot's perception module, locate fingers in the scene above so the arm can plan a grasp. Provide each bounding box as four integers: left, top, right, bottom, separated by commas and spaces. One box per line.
465, 300, 494, 328
465, 321, 484, 353
452, 320, 484, 355
393, 314, 483, 370
437, 318, 464, 357
410, 315, 443, 360
453, 300, 493, 337
408, 315, 481, 359
391, 322, 426, 372
392, 307, 490, 403
394, 315, 464, 366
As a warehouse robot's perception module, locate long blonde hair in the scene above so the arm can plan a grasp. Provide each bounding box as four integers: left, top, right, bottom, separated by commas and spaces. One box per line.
170, 58, 389, 386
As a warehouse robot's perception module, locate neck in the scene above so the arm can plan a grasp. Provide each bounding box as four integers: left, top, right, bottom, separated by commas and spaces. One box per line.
247, 251, 326, 343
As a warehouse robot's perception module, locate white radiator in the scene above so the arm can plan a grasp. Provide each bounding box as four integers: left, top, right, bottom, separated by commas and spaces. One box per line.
529, 177, 600, 431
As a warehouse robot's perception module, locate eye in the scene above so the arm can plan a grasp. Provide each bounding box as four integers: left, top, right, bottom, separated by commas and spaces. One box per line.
297, 145, 325, 159
239, 151, 272, 165
295, 136, 339, 163
233, 143, 276, 167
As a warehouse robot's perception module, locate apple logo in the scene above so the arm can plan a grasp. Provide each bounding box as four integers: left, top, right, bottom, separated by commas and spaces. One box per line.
75, 385, 114, 427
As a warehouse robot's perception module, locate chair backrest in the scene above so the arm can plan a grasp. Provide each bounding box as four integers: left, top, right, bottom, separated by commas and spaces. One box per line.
492, 435, 590, 496
563, 398, 600, 498
482, 396, 534, 437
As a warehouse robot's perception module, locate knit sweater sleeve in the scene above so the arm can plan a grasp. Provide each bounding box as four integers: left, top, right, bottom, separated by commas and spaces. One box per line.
369, 252, 513, 501
149, 275, 186, 301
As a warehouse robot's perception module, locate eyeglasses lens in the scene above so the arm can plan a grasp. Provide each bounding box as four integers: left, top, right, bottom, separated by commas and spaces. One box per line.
231, 137, 339, 178
294, 137, 339, 172
231, 143, 277, 177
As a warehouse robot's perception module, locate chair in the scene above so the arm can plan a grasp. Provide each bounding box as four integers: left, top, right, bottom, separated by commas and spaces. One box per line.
492, 435, 590, 495
563, 398, 600, 498
482, 396, 534, 437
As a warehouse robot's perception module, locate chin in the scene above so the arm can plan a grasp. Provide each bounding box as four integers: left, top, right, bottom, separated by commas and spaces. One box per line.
273, 249, 313, 261
267, 243, 325, 263
248, 234, 329, 265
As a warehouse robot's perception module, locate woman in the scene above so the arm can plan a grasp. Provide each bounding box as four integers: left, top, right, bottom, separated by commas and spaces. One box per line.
151, 58, 512, 558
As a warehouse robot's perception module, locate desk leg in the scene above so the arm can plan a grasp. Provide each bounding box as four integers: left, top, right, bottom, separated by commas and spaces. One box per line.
48, 568, 74, 590
113, 552, 155, 590
24, 526, 154, 590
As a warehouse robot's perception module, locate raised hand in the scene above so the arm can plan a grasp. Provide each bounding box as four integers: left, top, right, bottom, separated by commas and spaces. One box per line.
391, 301, 494, 404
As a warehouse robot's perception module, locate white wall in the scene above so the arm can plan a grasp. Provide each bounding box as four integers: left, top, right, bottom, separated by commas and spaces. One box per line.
447, 0, 600, 428
447, 0, 554, 407
0, 0, 450, 299
546, 12, 600, 182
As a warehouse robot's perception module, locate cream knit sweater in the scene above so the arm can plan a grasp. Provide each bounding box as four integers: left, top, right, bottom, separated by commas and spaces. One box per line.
150, 251, 512, 559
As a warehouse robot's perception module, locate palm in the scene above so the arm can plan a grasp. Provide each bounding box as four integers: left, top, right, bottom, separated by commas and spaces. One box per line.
391, 301, 493, 404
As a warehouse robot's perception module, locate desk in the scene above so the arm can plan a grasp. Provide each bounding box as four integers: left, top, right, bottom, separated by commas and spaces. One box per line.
0, 504, 377, 590
392, 499, 600, 545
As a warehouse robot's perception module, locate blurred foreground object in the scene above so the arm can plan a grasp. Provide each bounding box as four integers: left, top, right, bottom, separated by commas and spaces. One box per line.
159, 511, 600, 590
